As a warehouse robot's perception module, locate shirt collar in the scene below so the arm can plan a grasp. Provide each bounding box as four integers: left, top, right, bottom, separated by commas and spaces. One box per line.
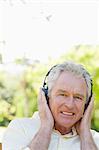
53, 126, 77, 138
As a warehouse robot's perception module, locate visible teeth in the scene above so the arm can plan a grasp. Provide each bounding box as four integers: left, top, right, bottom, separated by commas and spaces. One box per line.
62, 112, 73, 115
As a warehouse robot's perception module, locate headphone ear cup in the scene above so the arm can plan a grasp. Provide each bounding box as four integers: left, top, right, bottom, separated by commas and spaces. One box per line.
42, 88, 49, 105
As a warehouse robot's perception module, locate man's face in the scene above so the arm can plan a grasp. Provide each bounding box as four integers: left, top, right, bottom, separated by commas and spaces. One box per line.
49, 71, 87, 132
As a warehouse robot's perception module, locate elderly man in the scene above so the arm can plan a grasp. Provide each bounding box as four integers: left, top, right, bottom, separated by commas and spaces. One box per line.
2, 61, 99, 150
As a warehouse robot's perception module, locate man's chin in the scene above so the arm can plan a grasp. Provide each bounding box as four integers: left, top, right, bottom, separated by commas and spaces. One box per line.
54, 121, 74, 130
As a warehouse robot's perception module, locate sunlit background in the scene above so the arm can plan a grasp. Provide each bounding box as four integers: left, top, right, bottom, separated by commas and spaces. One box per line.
0, 0, 99, 63
0, 0, 99, 145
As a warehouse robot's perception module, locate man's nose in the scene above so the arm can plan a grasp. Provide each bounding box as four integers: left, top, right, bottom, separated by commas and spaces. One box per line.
64, 96, 74, 109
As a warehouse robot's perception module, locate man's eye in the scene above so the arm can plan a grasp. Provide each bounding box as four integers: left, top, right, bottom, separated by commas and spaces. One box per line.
60, 93, 67, 97
60, 94, 65, 96
74, 96, 82, 100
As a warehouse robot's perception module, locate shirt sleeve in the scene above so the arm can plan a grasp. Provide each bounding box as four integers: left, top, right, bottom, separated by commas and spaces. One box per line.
2, 119, 31, 150
94, 132, 99, 148
91, 129, 99, 149
23, 148, 30, 150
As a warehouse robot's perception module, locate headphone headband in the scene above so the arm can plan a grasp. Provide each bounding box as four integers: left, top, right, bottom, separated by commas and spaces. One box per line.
42, 65, 58, 88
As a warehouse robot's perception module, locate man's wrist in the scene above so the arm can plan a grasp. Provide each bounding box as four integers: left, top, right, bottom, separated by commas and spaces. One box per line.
80, 129, 91, 140
40, 124, 53, 132
28, 125, 52, 150
39, 126, 52, 139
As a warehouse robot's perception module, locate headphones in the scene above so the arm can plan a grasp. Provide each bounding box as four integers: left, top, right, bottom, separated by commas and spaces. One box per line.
84, 80, 93, 111
42, 65, 58, 105
42, 64, 93, 110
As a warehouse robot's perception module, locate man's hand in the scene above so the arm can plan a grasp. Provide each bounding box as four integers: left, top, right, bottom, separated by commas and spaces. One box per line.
75, 96, 94, 136
75, 96, 98, 150
38, 88, 54, 129
28, 88, 54, 150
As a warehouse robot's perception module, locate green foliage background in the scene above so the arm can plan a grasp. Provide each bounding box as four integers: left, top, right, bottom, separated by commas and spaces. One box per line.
0, 45, 99, 131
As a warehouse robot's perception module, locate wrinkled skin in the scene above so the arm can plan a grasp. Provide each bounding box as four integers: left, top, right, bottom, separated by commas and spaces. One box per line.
49, 72, 87, 134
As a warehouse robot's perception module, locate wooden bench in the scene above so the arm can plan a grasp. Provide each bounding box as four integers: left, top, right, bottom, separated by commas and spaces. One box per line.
0, 143, 2, 150
0, 127, 6, 150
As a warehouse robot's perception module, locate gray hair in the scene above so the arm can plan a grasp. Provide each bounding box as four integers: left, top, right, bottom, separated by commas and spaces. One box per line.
47, 61, 92, 104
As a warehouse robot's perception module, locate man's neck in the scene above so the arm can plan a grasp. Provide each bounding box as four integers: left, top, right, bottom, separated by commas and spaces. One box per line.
54, 124, 72, 135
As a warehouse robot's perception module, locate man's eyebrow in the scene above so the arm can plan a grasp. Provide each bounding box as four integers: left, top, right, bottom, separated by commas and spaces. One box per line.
56, 89, 68, 93
57, 90, 85, 98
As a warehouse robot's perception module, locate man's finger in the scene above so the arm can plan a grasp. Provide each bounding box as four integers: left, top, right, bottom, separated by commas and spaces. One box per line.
87, 95, 94, 111
38, 88, 42, 108
38, 88, 47, 111
84, 95, 94, 118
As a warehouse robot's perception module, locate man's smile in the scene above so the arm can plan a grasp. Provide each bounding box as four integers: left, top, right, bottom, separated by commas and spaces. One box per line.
60, 111, 75, 116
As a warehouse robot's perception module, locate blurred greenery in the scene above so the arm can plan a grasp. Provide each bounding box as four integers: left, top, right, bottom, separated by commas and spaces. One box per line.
0, 45, 99, 132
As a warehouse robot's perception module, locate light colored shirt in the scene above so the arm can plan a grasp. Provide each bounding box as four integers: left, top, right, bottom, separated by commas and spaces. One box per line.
2, 112, 99, 150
